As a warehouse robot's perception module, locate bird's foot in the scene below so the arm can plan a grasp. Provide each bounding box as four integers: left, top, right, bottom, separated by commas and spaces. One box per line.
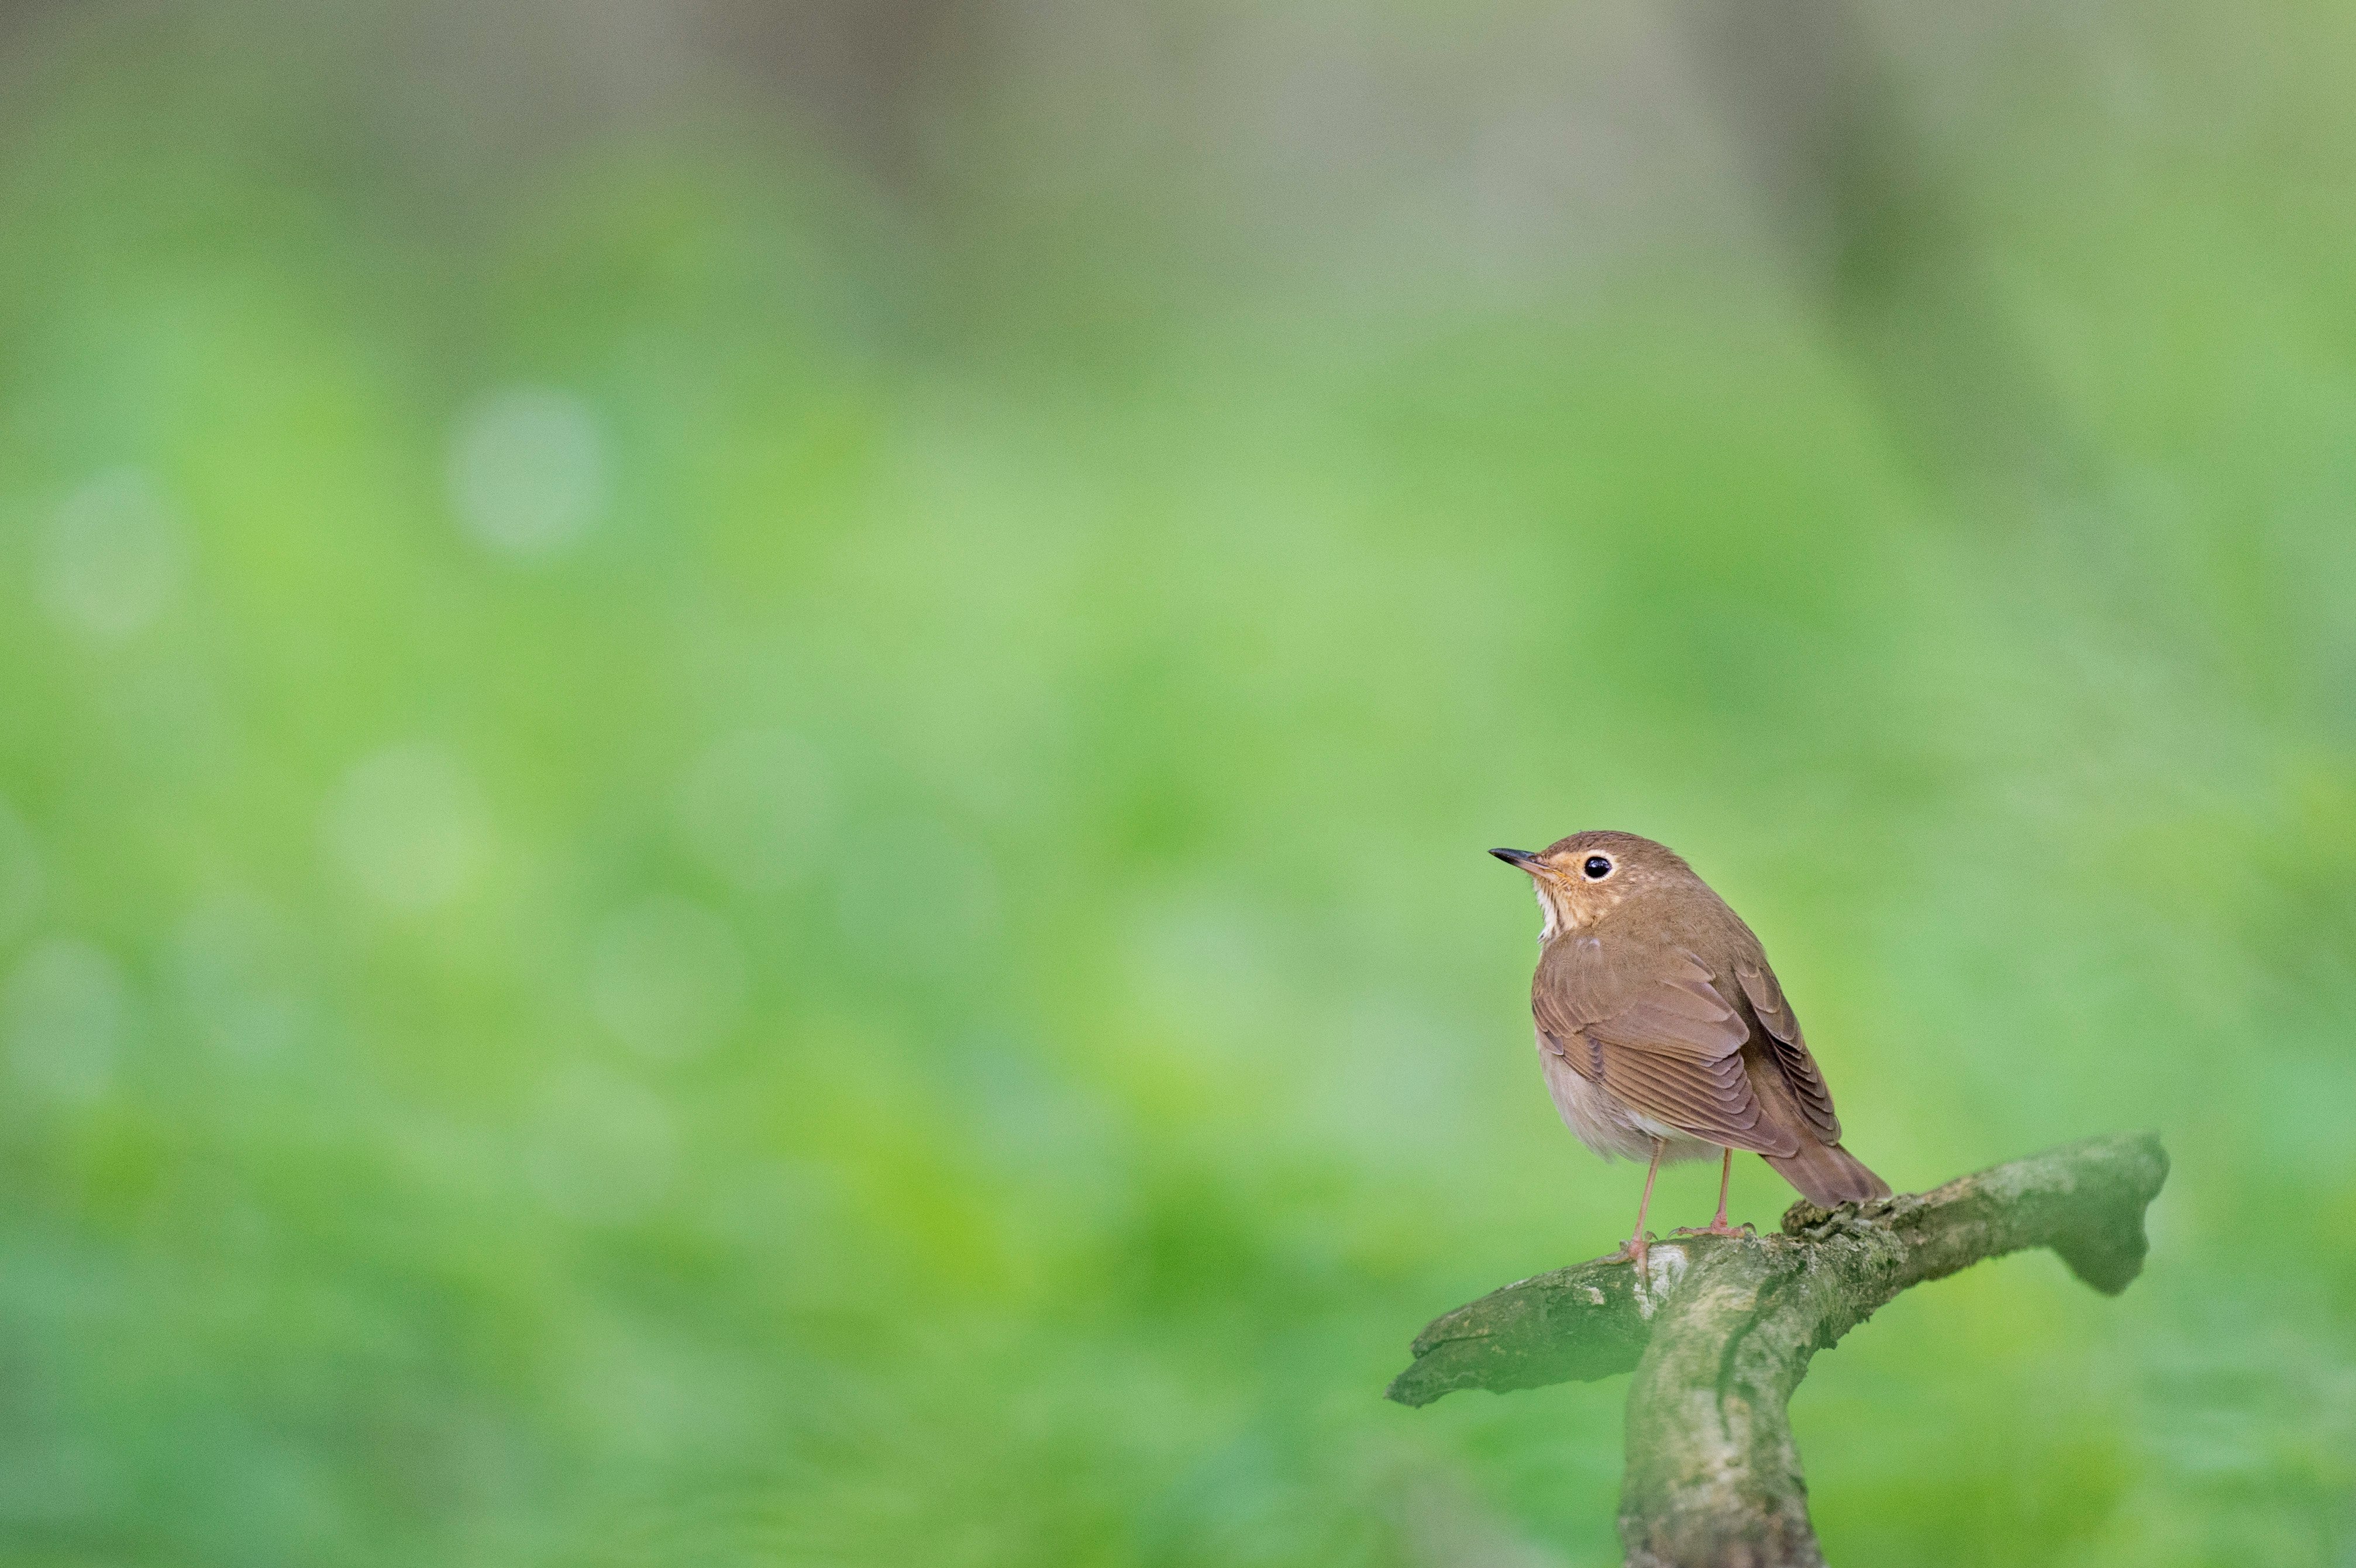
1671, 1219, 1756, 1239
1596, 1231, 1655, 1273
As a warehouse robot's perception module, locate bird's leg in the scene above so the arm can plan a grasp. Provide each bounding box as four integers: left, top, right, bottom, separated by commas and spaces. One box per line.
1673, 1147, 1754, 1238
1599, 1139, 1665, 1274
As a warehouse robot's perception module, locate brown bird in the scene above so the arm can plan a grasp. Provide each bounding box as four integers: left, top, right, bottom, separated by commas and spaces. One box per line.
1491, 831, 1889, 1274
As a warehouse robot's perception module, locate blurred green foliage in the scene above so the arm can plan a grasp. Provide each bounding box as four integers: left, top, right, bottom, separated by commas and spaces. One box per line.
0, 2, 2351, 1565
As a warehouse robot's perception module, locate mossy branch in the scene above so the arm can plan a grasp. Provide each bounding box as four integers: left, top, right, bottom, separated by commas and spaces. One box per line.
1386, 1132, 2168, 1567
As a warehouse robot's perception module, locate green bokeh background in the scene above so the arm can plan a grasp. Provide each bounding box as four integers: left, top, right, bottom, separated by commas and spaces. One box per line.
0, 3, 2351, 1563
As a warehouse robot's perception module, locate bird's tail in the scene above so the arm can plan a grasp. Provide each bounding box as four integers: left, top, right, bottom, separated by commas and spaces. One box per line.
1765, 1140, 1892, 1207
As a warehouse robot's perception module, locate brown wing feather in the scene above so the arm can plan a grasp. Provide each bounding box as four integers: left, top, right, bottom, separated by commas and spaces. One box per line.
1732, 958, 1842, 1143
1531, 940, 1797, 1156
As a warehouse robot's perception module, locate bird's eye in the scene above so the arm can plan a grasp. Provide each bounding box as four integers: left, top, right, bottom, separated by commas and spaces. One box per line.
1582, 855, 1613, 880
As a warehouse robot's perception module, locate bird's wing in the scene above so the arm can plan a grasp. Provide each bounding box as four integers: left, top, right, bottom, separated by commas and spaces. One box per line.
1531, 939, 1797, 1156
1732, 956, 1842, 1143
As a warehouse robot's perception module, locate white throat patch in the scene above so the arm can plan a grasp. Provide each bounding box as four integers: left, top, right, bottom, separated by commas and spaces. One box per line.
1533, 881, 1565, 942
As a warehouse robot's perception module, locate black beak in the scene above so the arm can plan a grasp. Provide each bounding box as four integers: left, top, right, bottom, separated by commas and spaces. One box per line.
1489, 847, 1541, 870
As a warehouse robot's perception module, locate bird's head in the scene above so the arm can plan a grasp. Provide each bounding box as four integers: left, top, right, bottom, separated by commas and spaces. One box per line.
1489, 830, 1697, 940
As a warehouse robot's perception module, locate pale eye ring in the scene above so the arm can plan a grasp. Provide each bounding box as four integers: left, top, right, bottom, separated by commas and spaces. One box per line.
1582, 855, 1613, 880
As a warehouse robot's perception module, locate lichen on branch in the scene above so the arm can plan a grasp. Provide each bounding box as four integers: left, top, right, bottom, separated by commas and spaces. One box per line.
1387, 1132, 2168, 1568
